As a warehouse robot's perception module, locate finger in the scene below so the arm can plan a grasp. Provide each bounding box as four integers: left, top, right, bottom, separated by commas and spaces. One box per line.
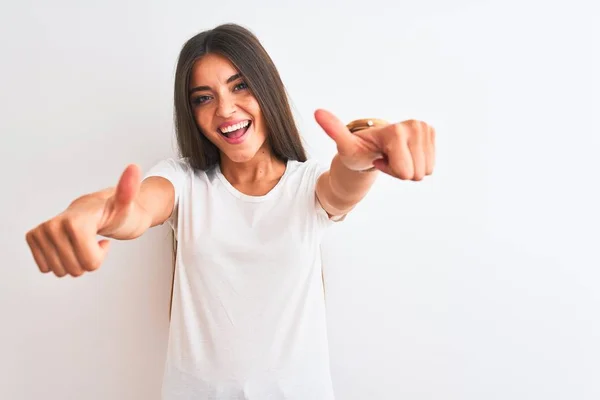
39, 222, 67, 277
45, 223, 83, 277
26, 230, 51, 273
68, 222, 110, 272
114, 164, 141, 208
408, 125, 427, 181
372, 157, 393, 176
386, 125, 414, 180
314, 109, 357, 155
54, 220, 89, 277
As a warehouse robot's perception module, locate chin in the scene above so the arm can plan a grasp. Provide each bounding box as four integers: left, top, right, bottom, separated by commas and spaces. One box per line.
220, 138, 268, 163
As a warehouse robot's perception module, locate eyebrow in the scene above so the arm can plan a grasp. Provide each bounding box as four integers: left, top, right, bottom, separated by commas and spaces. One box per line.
189, 73, 243, 94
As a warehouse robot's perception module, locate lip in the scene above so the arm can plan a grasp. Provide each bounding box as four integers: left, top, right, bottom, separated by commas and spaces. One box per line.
218, 119, 251, 131
221, 122, 252, 145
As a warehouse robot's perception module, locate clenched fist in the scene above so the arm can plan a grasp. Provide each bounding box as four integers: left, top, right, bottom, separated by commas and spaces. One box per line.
25, 164, 148, 277
315, 109, 435, 180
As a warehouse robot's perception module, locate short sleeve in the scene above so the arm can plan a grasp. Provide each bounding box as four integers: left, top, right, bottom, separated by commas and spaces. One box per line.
302, 159, 346, 228
143, 157, 190, 230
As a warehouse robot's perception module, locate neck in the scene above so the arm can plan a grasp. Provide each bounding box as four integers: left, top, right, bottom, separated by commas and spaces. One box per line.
219, 145, 286, 186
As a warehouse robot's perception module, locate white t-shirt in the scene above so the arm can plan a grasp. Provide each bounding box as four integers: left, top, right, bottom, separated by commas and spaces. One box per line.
144, 157, 338, 400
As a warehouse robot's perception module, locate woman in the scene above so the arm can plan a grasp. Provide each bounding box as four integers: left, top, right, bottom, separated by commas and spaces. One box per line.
25, 23, 435, 399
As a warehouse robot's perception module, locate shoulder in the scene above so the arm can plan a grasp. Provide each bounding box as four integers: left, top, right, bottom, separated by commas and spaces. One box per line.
144, 157, 212, 181
143, 157, 209, 197
285, 158, 328, 180
279, 158, 328, 198
282, 159, 338, 226
144, 157, 188, 174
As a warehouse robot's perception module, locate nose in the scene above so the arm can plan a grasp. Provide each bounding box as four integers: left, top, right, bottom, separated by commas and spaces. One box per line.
216, 94, 236, 118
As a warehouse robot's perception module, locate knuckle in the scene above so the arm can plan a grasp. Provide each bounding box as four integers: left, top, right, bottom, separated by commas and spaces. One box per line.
408, 120, 427, 137
25, 230, 33, 246
403, 119, 419, 130
393, 123, 405, 137
61, 217, 80, 236
27, 229, 43, 250
42, 219, 60, 236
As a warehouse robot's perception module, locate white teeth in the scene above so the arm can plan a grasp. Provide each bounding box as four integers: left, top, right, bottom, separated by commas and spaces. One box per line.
220, 120, 249, 133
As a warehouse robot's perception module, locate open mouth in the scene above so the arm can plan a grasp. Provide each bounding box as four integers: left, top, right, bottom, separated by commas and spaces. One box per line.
218, 120, 251, 142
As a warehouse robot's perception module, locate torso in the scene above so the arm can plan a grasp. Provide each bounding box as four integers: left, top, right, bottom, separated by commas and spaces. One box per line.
149, 158, 336, 400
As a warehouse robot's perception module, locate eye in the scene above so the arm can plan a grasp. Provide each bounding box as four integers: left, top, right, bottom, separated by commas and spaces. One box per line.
191, 95, 211, 106
233, 81, 248, 91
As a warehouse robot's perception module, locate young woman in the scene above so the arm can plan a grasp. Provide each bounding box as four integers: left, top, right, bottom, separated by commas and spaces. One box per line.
25, 23, 435, 400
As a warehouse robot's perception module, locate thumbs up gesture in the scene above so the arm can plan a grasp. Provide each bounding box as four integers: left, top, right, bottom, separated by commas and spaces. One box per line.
25, 164, 148, 278
314, 109, 435, 181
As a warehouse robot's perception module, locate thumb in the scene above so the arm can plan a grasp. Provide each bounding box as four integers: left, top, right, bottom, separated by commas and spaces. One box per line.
314, 109, 356, 154
113, 164, 141, 208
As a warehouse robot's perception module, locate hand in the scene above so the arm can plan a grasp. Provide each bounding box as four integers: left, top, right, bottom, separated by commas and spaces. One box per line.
25, 164, 143, 278
315, 109, 435, 180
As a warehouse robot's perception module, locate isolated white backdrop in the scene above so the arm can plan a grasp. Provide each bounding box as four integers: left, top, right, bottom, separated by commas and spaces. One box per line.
1, 0, 598, 399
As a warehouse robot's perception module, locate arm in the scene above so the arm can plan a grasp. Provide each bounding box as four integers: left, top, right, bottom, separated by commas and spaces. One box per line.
25, 165, 176, 277
86, 175, 174, 238
82, 169, 176, 240
316, 154, 378, 217
139, 177, 176, 229
313, 109, 436, 219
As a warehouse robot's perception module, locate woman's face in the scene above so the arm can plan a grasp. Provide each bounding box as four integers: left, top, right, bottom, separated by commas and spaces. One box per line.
189, 53, 268, 163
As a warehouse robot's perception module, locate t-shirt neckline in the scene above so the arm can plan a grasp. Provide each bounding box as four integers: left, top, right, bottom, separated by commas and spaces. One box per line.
215, 159, 292, 203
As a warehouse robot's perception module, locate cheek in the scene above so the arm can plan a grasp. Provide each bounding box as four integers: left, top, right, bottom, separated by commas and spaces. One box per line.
239, 95, 261, 118
243, 100, 265, 131
193, 109, 213, 135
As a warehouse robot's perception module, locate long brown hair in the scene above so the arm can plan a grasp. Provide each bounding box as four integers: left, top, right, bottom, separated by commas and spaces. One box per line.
173, 23, 307, 170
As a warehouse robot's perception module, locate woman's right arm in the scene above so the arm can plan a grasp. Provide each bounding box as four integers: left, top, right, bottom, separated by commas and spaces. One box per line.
25, 164, 175, 278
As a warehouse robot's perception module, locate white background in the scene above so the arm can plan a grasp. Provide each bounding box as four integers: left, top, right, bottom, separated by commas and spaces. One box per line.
1, 0, 598, 399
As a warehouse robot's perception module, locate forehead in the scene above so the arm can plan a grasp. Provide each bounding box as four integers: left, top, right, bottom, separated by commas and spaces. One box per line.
190, 53, 239, 87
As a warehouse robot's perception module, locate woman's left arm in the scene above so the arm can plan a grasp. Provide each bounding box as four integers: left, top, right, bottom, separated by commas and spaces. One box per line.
314, 109, 436, 218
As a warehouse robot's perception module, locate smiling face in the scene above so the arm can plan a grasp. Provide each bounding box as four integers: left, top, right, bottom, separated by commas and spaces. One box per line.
188, 53, 268, 163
